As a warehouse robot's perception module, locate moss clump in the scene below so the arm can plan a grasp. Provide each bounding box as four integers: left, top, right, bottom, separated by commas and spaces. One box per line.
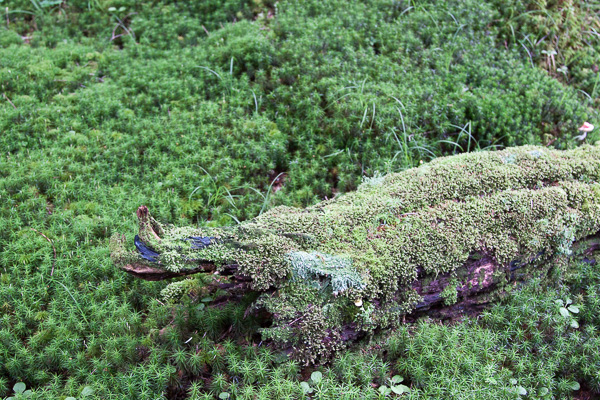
440, 277, 460, 306
113, 144, 600, 363
160, 278, 197, 303
492, 0, 600, 99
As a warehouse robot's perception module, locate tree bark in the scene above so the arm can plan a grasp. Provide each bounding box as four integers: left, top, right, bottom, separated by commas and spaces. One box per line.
120, 260, 239, 281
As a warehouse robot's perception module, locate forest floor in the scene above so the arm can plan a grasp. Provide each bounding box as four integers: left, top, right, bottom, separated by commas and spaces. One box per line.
1, 0, 600, 398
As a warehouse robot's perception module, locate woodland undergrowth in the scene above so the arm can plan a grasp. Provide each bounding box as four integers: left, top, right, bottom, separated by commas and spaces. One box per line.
1, 0, 600, 398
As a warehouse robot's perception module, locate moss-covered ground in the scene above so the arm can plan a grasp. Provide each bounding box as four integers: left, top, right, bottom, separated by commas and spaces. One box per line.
2, 0, 600, 398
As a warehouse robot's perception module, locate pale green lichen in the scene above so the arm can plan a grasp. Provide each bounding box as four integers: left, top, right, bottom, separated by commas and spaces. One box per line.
112, 144, 600, 364
288, 251, 366, 294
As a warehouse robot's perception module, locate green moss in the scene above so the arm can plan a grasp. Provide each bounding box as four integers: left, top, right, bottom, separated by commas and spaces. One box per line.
440, 277, 460, 306
3, 0, 600, 391
492, 0, 600, 99
160, 278, 198, 303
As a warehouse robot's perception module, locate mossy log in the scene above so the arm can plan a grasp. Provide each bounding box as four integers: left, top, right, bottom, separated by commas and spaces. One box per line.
111, 145, 600, 364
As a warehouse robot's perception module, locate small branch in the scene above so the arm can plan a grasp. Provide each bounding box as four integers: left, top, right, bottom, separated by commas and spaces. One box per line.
31, 228, 57, 276
121, 262, 210, 281
110, 13, 137, 43
120, 261, 240, 281
3, 93, 16, 109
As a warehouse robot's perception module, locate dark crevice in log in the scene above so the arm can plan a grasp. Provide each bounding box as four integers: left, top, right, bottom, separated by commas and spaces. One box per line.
340, 322, 365, 342
412, 254, 503, 313
407, 233, 600, 321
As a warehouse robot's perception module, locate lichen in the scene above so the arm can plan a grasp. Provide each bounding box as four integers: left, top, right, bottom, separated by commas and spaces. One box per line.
288, 251, 366, 295
112, 144, 600, 363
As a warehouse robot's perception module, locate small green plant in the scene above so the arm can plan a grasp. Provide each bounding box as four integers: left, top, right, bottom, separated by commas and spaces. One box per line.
508, 378, 527, 396
64, 386, 94, 400
5, 382, 31, 400
299, 381, 312, 395
556, 298, 581, 328
440, 278, 460, 306
300, 371, 323, 395
28, 0, 62, 15
378, 375, 410, 396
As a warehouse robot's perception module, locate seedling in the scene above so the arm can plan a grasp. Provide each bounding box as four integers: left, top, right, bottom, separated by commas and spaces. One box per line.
541, 49, 557, 71
508, 378, 527, 396
311, 371, 322, 384
6, 383, 31, 400
378, 375, 410, 396
300, 371, 323, 394
555, 298, 580, 328
65, 386, 94, 400
557, 65, 568, 76
300, 382, 313, 395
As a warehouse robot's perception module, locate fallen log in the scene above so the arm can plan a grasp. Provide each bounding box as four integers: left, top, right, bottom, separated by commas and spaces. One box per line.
111, 145, 600, 364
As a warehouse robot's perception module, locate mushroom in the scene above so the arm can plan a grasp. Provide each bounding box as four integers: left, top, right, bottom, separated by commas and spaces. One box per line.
575, 122, 594, 141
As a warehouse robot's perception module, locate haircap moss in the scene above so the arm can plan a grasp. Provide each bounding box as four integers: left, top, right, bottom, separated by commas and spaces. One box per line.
113, 144, 600, 364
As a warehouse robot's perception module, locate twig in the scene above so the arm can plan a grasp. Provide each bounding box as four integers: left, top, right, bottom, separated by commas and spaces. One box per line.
202, 25, 210, 36
5, 7, 8, 28
3, 93, 16, 109
520, 42, 534, 69
110, 12, 137, 43
31, 228, 57, 276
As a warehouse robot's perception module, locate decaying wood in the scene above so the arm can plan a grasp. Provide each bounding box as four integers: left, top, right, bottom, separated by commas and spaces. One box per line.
112, 145, 600, 362
120, 259, 240, 281
410, 234, 600, 320
119, 262, 215, 281
122, 206, 600, 321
